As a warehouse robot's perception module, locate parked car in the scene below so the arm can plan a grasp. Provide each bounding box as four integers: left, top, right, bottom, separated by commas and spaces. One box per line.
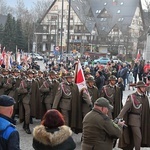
93, 57, 110, 64
112, 58, 122, 63
29, 53, 44, 60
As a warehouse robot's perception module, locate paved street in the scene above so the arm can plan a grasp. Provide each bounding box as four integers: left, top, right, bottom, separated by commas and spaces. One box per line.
16, 88, 150, 150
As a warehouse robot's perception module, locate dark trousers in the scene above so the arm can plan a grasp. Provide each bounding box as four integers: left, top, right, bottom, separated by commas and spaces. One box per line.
61, 109, 70, 126
123, 126, 141, 150
23, 103, 30, 124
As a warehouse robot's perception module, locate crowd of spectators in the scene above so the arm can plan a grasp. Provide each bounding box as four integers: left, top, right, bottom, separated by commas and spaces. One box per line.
42, 58, 150, 95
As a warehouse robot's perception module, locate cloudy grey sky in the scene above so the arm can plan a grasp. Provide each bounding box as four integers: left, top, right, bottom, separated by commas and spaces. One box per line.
5, 0, 39, 9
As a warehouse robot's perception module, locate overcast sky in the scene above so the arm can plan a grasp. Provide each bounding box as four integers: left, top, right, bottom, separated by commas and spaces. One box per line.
5, 0, 150, 10
5, 0, 38, 9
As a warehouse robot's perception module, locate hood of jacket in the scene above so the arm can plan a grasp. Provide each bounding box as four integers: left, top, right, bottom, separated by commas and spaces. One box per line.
33, 125, 72, 146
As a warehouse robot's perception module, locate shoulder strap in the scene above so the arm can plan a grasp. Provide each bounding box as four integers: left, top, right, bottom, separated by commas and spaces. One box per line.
130, 94, 142, 109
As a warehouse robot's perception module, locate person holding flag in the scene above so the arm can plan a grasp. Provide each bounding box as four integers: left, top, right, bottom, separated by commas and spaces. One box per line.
74, 60, 97, 118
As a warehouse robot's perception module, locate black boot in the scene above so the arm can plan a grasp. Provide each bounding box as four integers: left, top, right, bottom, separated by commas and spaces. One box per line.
30, 116, 33, 124
25, 124, 31, 134
23, 122, 26, 130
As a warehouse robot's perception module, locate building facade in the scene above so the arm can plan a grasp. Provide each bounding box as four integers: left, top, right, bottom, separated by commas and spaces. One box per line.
35, 0, 144, 60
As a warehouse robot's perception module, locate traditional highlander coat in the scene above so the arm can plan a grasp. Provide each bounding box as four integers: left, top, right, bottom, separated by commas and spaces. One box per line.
35, 77, 45, 119
32, 125, 76, 150
30, 79, 39, 117
17, 79, 32, 122
118, 92, 150, 148
40, 78, 59, 117
100, 84, 122, 119
52, 81, 82, 133
87, 85, 99, 104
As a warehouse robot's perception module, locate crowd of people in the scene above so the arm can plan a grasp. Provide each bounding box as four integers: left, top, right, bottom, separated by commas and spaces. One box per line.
0, 57, 150, 150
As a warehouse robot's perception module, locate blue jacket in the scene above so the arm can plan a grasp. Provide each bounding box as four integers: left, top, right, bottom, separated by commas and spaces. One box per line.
0, 114, 20, 150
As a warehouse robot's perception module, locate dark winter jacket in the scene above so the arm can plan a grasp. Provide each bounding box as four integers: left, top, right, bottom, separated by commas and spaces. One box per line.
0, 114, 20, 150
32, 125, 76, 150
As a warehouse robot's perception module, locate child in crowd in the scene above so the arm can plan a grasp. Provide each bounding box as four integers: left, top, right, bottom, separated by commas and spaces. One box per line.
128, 71, 134, 90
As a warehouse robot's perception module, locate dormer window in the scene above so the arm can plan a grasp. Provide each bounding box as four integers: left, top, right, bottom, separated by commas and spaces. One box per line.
117, 10, 121, 14
96, 10, 101, 14
102, 27, 105, 30
118, 18, 124, 21
76, 6, 80, 10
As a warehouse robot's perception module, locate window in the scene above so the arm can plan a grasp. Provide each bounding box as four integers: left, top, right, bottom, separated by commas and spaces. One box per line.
100, 18, 107, 21
43, 26, 47, 31
51, 25, 56, 30
120, 2, 124, 5
70, 25, 74, 30
78, 26, 82, 30
117, 10, 121, 14
76, 6, 80, 10
113, 28, 119, 32
104, 10, 107, 14
51, 16, 57, 20
96, 10, 101, 14
42, 35, 47, 40
102, 27, 105, 30
118, 18, 124, 22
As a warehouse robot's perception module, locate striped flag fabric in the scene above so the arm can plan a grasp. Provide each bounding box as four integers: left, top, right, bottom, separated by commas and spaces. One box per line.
136, 49, 141, 60
74, 60, 87, 92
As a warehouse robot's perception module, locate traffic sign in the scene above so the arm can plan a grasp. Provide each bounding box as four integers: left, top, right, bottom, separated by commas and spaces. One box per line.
55, 46, 59, 51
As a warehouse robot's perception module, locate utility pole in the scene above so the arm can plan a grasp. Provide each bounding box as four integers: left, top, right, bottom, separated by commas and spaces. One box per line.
66, 0, 71, 67
60, 0, 64, 61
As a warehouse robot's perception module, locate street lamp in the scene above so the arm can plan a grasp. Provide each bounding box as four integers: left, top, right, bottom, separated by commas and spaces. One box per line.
60, 0, 64, 61
91, 30, 95, 52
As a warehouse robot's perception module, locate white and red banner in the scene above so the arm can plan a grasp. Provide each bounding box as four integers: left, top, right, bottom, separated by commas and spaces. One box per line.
136, 49, 141, 60
1, 47, 6, 65
16, 51, 21, 65
5, 51, 11, 69
74, 60, 87, 92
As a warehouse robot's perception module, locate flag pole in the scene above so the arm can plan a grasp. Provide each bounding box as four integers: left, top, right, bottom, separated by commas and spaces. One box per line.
15, 45, 17, 62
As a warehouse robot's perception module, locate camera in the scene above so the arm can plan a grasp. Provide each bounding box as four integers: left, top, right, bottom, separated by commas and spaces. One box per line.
113, 118, 127, 128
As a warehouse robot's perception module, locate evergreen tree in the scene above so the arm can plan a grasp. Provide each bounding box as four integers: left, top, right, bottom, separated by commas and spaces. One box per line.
23, 21, 34, 52
16, 19, 24, 51
0, 24, 4, 45
11, 17, 17, 53
3, 13, 14, 51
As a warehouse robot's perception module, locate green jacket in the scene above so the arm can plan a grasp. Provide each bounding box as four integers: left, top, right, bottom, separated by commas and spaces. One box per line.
82, 108, 122, 150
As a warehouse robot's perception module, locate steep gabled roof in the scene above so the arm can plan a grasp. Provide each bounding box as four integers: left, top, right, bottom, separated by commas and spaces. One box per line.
40, 0, 142, 37
39, 0, 56, 23
71, 0, 142, 36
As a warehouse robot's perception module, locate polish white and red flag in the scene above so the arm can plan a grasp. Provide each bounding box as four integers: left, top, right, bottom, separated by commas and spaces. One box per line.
74, 60, 91, 101
0, 44, 2, 65
2, 47, 6, 65
16, 50, 21, 65
74, 60, 87, 91
5, 51, 12, 69
136, 49, 141, 60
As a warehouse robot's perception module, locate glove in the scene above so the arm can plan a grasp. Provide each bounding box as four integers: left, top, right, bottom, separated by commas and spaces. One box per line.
113, 117, 120, 124
89, 104, 93, 110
